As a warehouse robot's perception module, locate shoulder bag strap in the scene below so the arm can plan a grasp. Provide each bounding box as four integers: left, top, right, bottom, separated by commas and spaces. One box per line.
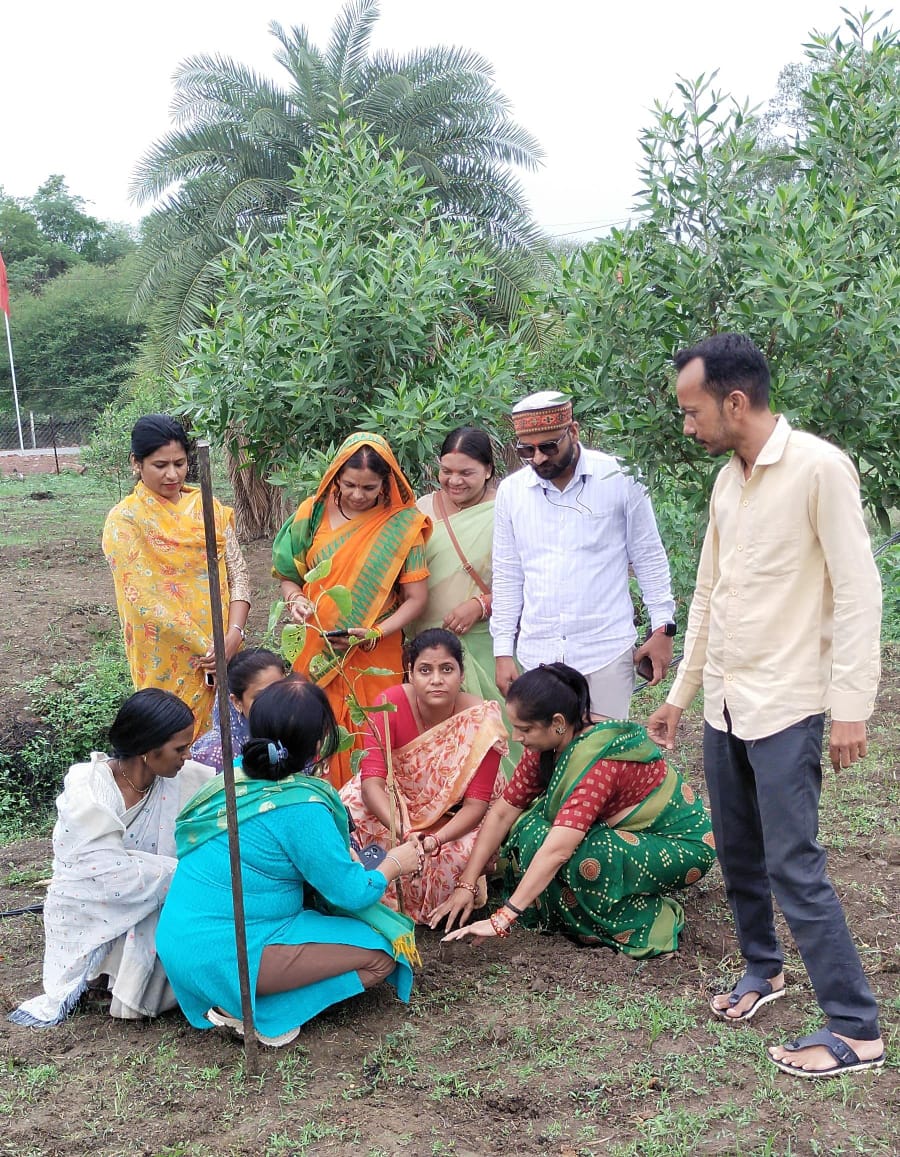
433, 492, 492, 597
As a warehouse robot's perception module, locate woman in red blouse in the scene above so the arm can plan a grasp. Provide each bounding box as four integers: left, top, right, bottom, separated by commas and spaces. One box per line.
432, 663, 715, 957
340, 629, 507, 923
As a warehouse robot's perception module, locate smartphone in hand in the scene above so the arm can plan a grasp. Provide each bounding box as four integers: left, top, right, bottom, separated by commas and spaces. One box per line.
324, 629, 352, 638
358, 844, 387, 870
636, 654, 654, 682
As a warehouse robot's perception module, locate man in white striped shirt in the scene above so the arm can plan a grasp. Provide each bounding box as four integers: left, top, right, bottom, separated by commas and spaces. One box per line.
491, 391, 676, 718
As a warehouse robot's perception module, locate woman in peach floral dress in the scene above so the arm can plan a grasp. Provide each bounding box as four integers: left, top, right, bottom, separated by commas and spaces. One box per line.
340, 629, 507, 924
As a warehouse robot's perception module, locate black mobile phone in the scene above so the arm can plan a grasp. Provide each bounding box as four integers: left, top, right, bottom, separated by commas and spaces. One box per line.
324, 629, 352, 638
204, 670, 216, 687
636, 655, 654, 682
359, 843, 387, 870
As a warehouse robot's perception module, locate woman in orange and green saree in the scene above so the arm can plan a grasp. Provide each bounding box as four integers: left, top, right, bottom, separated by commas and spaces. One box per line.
272, 433, 431, 788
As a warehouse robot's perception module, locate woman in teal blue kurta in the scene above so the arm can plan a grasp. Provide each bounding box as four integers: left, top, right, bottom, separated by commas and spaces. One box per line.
156, 680, 422, 1046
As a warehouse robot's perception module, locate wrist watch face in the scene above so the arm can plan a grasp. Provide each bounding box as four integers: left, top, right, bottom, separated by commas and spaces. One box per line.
662, 622, 677, 637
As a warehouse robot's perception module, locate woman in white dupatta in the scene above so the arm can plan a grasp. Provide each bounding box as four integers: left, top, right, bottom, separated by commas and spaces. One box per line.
9, 689, 212, 1027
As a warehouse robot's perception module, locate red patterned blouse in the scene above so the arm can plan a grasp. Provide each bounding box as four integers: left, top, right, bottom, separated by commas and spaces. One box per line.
502, 747, 667, 833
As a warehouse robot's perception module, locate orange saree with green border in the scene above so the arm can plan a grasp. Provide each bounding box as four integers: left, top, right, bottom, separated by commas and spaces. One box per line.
272, 433, 430, 787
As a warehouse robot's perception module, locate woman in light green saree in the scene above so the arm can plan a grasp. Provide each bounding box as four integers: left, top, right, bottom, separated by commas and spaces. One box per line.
414, 427, 520, 775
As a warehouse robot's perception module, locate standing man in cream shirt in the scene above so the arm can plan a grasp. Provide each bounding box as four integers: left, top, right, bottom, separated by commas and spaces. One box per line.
648, 333, 884, 1079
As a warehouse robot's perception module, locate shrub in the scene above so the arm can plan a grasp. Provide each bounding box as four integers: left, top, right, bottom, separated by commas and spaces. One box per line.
0, 638, 131, 840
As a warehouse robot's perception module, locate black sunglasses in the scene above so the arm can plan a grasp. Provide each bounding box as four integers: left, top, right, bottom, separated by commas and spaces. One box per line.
514, 428, 572, 460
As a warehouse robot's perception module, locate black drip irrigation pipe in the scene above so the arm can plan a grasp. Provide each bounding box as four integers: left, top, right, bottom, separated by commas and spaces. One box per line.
0, 902, 43, 919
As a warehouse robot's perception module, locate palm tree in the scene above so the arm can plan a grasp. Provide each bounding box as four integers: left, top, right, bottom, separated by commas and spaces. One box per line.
131, 0, 546, 366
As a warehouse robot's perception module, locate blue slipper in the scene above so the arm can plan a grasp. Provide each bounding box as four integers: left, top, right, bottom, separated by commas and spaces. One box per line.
768, 1028, 885, 1079
710, 974, 786, 1022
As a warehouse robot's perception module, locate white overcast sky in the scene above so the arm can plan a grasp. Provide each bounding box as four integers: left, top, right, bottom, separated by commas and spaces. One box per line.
0, 0, 864, 239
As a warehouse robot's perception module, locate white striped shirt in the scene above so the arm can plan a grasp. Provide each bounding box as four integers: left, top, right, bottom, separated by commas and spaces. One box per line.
491, 446, 675, 673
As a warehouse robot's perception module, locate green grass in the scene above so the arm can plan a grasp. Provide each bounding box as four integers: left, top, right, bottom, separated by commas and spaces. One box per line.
0, 470, 116, 550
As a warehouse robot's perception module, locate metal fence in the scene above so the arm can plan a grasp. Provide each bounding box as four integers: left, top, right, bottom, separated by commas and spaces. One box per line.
0, 412, 95, 452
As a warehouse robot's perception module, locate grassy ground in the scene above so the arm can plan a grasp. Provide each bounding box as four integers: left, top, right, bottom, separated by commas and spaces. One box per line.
0, 473, 897, 1156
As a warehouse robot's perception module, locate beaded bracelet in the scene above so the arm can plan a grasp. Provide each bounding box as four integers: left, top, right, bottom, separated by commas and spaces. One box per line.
489, 912, 511, 938
454, 879, 478, 897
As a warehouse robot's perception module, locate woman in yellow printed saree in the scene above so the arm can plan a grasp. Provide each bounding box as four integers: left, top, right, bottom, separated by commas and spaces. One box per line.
433, 664, 716, 957
272, 432, 430, 788
340, 629, 508, 924
102, 416, 251, 737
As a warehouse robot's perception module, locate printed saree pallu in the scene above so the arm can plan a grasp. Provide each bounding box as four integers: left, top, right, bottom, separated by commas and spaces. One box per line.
341, 700, 508, 923
272, 433, 430, 788
504, 723, 716, 957
102, 483, 233, 736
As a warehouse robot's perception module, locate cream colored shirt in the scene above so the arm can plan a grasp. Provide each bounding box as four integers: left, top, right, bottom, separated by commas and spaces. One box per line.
668, 417, 881, 740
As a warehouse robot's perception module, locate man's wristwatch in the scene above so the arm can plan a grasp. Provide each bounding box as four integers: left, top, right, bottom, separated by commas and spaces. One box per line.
654, 622, 677, 637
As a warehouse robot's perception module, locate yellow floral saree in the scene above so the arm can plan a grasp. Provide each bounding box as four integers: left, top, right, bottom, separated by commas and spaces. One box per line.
102, 483, 232, 735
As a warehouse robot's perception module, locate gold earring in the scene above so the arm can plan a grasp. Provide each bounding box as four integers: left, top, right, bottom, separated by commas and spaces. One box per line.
555, 726, 564, 735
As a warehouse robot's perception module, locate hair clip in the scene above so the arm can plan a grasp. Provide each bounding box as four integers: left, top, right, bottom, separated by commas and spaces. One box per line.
267, 741, 289, 768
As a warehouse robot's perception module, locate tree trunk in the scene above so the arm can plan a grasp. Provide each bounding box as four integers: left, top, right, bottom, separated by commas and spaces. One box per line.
227, 438, 288, 540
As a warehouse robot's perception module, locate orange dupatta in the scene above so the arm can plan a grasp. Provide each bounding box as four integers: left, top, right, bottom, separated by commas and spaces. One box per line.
386, 700, 508, 832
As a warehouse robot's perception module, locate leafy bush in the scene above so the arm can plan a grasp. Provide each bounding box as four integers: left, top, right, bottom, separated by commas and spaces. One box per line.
876, 537, 900, 645
0, 257, 145, 417
81, 371, 175, 495
174, 124, 536, 499
537, 15, 900, 528
0, 639, 131, 840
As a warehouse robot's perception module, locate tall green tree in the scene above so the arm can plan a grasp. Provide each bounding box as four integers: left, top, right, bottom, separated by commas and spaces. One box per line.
0, 258, 145, 416
537, 10, 900, 529
131, 0, 545, 366
174, 128, 535, 536
0, 177, 136, 292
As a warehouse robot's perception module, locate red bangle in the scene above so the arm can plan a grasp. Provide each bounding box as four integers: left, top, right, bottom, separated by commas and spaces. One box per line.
489, 912, 511, 938
454, 879, 478, 897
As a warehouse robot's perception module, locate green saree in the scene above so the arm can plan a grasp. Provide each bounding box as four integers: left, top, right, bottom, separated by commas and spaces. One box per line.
504, 722, 716, 957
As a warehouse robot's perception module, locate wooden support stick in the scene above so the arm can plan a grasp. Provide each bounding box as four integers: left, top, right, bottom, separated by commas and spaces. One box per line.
196, 440, 259, 1076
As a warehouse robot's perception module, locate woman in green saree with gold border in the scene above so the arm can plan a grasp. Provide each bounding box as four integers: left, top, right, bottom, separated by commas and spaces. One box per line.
433, 664, 716, 957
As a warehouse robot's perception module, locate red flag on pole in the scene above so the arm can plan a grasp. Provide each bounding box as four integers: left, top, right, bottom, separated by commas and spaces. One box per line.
0, 251, 9, 317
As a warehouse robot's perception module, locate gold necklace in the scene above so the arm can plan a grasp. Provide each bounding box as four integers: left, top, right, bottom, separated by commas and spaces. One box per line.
411, 692, 459, 734
112, 760, 152, 796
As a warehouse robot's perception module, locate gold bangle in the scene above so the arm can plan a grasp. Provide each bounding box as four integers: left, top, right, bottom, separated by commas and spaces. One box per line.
454, 879, 478, 897
361, 627, 383, 653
